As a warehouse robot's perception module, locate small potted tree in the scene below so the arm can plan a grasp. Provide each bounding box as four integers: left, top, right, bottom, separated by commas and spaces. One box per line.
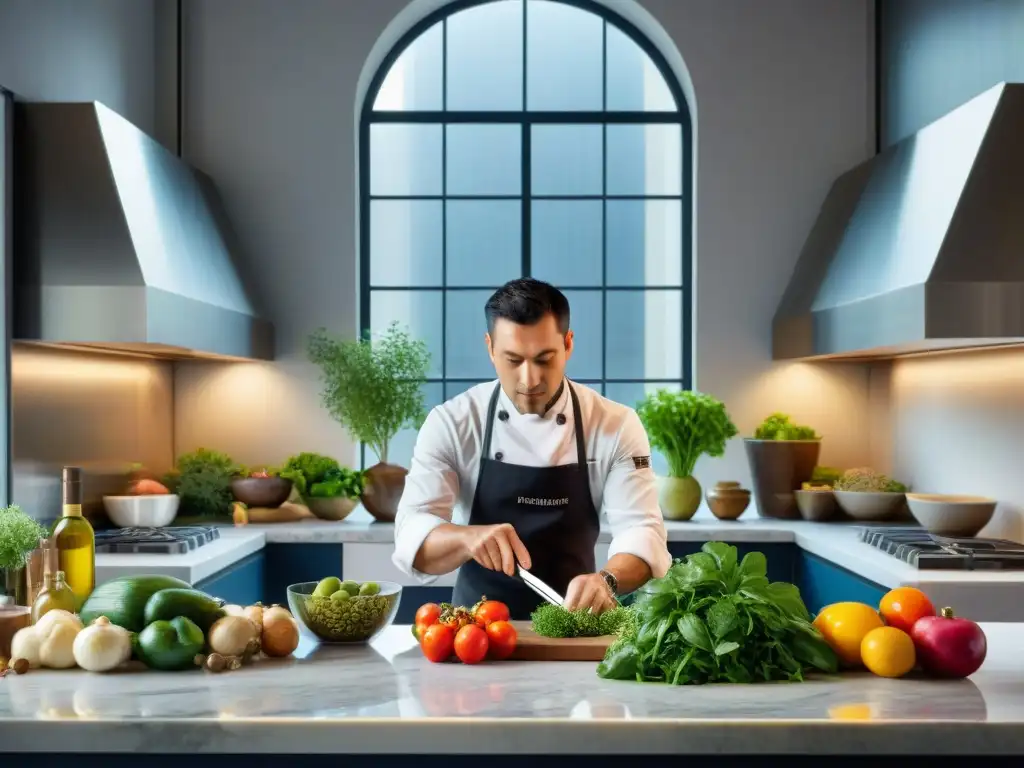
744, 412, 821, 519
0, 505, 47, 606
307, 321, 431, 522
635, 389, 738, 521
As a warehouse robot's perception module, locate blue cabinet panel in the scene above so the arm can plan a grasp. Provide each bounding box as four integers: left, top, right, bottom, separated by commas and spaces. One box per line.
667, 542, 796, 584
395, 586, 455, 624
796, 551, 887, 616
195, 551, 264, 606
262, 543, 344, 607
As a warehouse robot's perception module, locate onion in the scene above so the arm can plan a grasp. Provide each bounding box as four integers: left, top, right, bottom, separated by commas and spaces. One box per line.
207, 615, 259, 657
261, 613, 299, 658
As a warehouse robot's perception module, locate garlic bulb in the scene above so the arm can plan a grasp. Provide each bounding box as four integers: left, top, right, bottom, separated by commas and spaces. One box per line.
34, 609, 83, 635
73, 616, 132, 672
37, 620, 79, 669
10, 626, 43, 668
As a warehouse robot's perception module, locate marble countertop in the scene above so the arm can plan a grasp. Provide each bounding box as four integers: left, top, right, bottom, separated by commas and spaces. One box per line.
0, 622, 1021, 755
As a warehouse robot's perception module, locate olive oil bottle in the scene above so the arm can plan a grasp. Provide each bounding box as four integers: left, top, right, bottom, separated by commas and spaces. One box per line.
52, 467, 95, 609
31, 570, 77, 623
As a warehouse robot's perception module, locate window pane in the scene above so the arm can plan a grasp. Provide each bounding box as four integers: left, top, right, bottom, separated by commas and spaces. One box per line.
370, 124, 442, 196
605, 290, 682, 380
606, 200, 682, 287
604, 381, 681, 476
447, 200, 521, 287
445, 380, 490, 401
445, 290, 493, 378
381, 383, 444, 467
446, 124, 521, 195
446, 0, 524, 111
605, 25, 676, 112
531, 124, 602, 196
370, 200, 442, 286
373, 22, 443, 111
606, 124, 682, 196
370, 290, 443, 378
564, 289, 602, 379
531, 200, 601, 287
526, 0, 602, 111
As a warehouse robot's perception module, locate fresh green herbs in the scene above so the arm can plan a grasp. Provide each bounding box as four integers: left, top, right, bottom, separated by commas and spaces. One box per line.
0, 504, 47, 570
834, 467, 907, 493
163, 448, 240, 518
307, 321, 431, 465
279, 452, 365, 500
530, 604, 632, 638
635, 390, 737, 479
596, 542, 838, 685
753, 412, 819, 440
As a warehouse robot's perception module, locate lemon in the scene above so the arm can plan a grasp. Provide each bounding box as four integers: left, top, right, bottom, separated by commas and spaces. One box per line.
860, 626, 916, 678
812, 601, 885, 667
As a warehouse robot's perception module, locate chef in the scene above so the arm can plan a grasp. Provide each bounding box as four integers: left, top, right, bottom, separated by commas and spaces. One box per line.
392, 278, 671, 619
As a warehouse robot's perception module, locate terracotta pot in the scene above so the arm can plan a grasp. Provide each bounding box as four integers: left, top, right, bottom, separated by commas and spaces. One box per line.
306, 496, 358, 522
706, 481, 751, 521
361, 463, 409, 522
231, 476, 293, 508
744, 439, 821, 519
657, 476, 702, 521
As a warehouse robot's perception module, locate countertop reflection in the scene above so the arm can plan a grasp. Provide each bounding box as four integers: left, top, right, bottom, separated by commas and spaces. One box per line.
1, 624, 1022, 755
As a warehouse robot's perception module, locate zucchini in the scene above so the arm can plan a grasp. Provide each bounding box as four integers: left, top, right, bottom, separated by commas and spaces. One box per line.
144, 588, 225, 633
80, 574, 192, 632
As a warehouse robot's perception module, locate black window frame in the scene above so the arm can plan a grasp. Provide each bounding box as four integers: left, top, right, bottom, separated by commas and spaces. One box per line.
358, 0, 693, 470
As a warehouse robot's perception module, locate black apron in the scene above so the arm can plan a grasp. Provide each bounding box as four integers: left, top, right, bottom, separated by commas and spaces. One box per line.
451, 381, 600, 620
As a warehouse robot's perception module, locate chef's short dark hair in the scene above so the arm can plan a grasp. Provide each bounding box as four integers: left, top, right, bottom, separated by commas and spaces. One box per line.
485, 278, 570, 334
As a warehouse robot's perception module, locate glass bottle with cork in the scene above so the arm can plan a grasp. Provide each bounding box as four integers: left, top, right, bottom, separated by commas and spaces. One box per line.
52, 467, 95, 609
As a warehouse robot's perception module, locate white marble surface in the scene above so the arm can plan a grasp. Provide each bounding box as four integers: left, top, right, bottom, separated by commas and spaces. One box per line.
95, 528, 265, 584
0, 622, 1021, 755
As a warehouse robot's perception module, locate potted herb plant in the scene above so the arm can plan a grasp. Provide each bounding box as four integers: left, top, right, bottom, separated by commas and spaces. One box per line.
307, 321, 431, 522
744, 412, 821, 519
0, 505, 47, 606
162, 448, 240, 522
635, 389, 738, 521
279, 452, 365, 521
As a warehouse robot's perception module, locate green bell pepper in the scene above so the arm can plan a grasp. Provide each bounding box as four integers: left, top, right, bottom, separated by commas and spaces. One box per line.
137, 616, 205, 671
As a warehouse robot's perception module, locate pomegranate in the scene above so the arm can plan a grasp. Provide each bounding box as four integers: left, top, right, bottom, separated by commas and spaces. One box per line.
910, 606, 987, 678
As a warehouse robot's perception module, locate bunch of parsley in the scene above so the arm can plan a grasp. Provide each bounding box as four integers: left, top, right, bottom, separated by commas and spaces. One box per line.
597, 542, 838, 685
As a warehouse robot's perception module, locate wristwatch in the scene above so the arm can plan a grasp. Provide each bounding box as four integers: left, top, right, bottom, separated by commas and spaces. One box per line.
599, 569, 618, 596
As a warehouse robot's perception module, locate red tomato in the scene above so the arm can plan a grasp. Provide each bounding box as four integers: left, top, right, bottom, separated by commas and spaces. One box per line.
412, 622, 432, 643
454, 624, 489, 665
421, 624, 455, 663
415, 602, 442, 628
485, 620, 517, 660
473, 599, 511, 626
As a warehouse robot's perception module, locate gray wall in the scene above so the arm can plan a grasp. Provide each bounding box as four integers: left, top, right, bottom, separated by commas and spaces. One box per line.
0, 0, 174, 521
870, 0, 1024, 541
880, 0, 1024, 147
173, 0, 878, 499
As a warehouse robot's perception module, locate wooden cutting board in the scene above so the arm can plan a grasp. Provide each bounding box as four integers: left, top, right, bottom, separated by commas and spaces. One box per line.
507, 620, 616, 661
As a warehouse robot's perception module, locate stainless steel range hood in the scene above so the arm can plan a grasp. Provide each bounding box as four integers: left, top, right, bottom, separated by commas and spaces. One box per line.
774, 82, 1024, 360
14, 101, 274, 361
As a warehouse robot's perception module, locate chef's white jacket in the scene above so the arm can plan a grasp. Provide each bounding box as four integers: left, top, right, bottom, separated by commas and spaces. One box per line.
392, 379, 672, 584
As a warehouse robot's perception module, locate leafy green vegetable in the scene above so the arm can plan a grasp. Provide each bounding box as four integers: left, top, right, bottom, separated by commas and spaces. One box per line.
753, 412, 819, 440
531, 604, 632, 638
163, 448, 240, 518
635, 390, 737, 479
0, 505, 46, 570
596, 542, 837, 685
834, 467, 907, 493
307, 321, 431, 464
279, 452, 365, 500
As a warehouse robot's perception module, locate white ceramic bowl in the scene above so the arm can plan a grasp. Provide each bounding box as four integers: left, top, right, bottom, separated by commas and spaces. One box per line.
833, 490, 905, 521
102, 494, 180, 527
906, 494, 996, 537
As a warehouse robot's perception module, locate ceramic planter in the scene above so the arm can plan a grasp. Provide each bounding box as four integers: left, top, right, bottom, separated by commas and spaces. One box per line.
658, 476, 702, 521
361, 462, 409, 522
706, 481, 751, 520
744, 438, 821, 519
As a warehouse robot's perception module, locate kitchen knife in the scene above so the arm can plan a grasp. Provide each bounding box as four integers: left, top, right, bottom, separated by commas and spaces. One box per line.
517, 565, 564, 607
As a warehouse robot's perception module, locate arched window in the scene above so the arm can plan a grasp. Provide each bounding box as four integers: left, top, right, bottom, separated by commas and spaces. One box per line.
360, 0, 692, 471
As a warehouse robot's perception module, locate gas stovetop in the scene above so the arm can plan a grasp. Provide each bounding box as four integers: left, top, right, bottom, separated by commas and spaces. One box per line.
859, 526, 1024, 570
94, 526, 220, 554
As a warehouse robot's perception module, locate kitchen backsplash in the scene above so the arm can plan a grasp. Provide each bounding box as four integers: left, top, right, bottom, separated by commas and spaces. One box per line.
10, 343, 174, 523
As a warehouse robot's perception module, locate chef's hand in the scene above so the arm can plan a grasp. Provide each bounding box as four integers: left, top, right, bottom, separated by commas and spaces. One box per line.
563, 573, 617, 615
463, 523, 531, 577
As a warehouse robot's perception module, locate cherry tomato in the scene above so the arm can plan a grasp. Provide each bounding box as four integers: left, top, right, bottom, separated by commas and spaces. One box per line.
485, 620, 517, 660
421, 624, 455, 663
473, 599, 511, 627
415, 602, 442, 627
454, 624, 489, 665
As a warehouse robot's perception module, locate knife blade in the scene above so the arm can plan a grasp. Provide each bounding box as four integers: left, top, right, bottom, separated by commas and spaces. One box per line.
517, 565, 564, 607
